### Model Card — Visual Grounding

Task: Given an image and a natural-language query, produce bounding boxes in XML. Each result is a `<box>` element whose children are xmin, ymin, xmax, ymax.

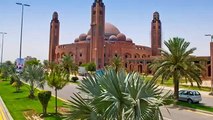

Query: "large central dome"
<box><xmin>87</xmin><ymin>22</ymin><xmax>120</xmax><ymax>37</ymax></box>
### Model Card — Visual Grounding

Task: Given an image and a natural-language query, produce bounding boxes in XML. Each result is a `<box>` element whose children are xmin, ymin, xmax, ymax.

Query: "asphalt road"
<box><xmin>43</xmin><ymin>83</ymin><xmax>79</xmax><ymax>101</ymax></box>
<box><xmin>43</xmin><ymin>82</ymin><xmax>213</xmax><ymax>120</ymax></box>
<box><xmin>161</xmin><ymin>106</ymin><xmax>213</xmax><ymax>120</ymax></box>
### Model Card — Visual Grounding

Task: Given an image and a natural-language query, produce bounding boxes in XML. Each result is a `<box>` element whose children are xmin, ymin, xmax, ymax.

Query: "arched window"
<box><xmin>61</xmin><ymin>53</ymin><xmax>65</xmax><ymax>58</ymax></box>
<box><xmin>142</xmin><ymin>54</ymin><xmax>146</xmax><ymax>58</ymax></box>
<box><xmin>124</xmin><ymin>53</ymin><xmax>132</xmax><ymax>59</ymax></box>
<box><xmin>134</xmin><ymin>53</ymin><xmax>140</xmax><ymax>58</ymax></box>
<box><xmin>69</xmin><ymin>52</ymin><xmax>73</xmax><ymax>57</ymax></box>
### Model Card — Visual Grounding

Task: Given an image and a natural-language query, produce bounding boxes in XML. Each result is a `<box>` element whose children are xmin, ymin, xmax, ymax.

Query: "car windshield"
<box><xmin>194</xmin><ymin>91</ymin><xmax>200</xmax><ymax>96</ymax></box>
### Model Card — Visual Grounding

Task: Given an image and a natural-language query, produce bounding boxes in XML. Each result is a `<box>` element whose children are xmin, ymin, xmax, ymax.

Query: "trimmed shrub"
<box><xmin>10</xmin><ymin>75</ymin><xmax>18</xmax><ymax>85</ymax></box>
<box><xmin>12</xmin><ymin>81</ymin><xmax>23</xmax><ymax>92</ymax></box>
<box><xmin>38</xmin><ymin>91</ymin><xmax>51</xmax><ymax>116</ymax></box>
<box><xmin>71</xmin><ymin>76</ymin><xmax>79</xmax><ymax>82</ymax></box>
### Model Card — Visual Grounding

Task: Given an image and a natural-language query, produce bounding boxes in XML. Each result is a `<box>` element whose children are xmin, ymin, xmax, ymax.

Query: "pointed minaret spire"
<box><xmin>49</xmin><ymin>12</ymin><xmax>60</xmax><ymax>62</ymax></box>
<box><xmin>90</xmin><ymin>0</ymin><xmax>105</xmax><ymax>69</ymax></box>
<box><xmin>151</xmin><ymin>11</ymin><xmax>161</xmax><ymax>56</ymax></box>
<box><xmin>95</xmin><ymin>0</ymin><xmax>103</xmax><ymax>3</ymax></box>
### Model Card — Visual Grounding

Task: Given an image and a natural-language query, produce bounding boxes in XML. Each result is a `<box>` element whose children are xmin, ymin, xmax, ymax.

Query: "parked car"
<box><xmin>179</xmin><ymin>90</ymin><xmax>202</xmax><ymax>103</ymax></box>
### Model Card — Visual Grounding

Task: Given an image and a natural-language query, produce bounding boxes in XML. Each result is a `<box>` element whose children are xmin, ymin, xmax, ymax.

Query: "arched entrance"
<box><xmin>138</xmin><ymin>65</ymin><xmax>143</xmax><ymax>73</ymax></box>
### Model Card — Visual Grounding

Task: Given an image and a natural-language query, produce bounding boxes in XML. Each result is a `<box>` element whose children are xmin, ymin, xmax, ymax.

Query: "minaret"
<box><xmin>49</xmin><ymin>12</ymin><xmax>60</xmax><ymax>62</ymax></box>
<box><xmin>151</xmin><ymin>11</ymin><xmax>161</xmax><ymax>56</ymax></box>
<box><xmin>90</xmin><ymin>0</ymin><xmax>105</xmax><ymax>69</ymax></box>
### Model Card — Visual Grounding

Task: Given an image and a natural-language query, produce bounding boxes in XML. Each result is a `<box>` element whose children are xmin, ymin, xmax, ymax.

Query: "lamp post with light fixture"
<box><xmin>0</xmin><ymin>32</ymin><xmax>7</xmax><ymax>67</ymax></box>
<box><xmin>16</xmin><ymin>2</ymin><xmax>30</xmax><ymax>60</ymax></box>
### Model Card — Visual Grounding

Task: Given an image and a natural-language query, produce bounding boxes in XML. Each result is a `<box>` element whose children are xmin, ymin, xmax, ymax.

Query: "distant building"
<box><xmin>48</xmin><ymin>0</ymin><xmax>211</xmax><ymax>77</ymax></box>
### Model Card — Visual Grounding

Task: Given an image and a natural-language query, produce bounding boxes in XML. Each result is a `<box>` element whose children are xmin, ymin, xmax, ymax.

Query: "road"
<box><xmin>43</xmin><ymin>82</ymin><xmax>213</xmax><ymax>120</ymax></box>
<box><xmin>161</xmin><ymin>106</ymin><xmax>213</xmax><ymax>120</ymax></box>
<box><xmin>43</xmin><ymin>83</ymin><xmax>79</xmax><ymax>101</ymax></box>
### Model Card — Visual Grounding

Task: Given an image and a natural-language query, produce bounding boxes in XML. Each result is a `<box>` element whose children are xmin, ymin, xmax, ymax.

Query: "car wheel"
<box><xmin>187</xmin><ymin>99</ymin><xmax>193</xmax><ymax>104</ymax></box>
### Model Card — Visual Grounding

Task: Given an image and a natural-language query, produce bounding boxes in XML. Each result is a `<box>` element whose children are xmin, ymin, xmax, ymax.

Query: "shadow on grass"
<box><xmin>40</xmin><ymin>113</ymin><xmax>64</xmax><ymax>119</ymax></box>
<box><xmin>13</xmin><ymin>91</ymin><xmax>23</xmax><ymax>93</ymax></box>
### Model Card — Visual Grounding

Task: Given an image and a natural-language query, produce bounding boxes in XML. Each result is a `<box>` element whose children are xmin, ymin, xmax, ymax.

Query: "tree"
<box><xmin>43</xmin><ymin>60</ymin><xmax>49</xmax><ymax>71</ymax></box>
<box><xmin>0</xmin><ymin>61</ymin><xmax>15</xmax><ymax>80</ymax></box>
<box><xmin>22</xmin><ymin>64</ymin><xmax>45</xmax><ymax>98</ymax></box>
<box><xmin>38</xmin><ymin>91</ymin><xmax>51</xmax><ymax>116</ymax></box>
<box><xmin>150</xmin><ymin>37</ymin><xmax>204</xmax><ymax>100</ymax></box>
<box><xmin>11</xmin><ymin>74</ymin><xmax>22</xmax><ymax>92</ymax></box>
<box><xmin>85</xmin><ymin>62</ymin><xmax>96</xmax><ymax>73</ymax></box>
<box><xmin>71</xmin><ymin>63</ymin><xmax>78</xmax><ymax>77</ymax></box>
<box><xmin>25</xmin><ymin>58</ymin><xmax>40</xmax><ymax>66</ymax></box>
<box><xmin>111</xmin><ymin>56</ymin><xmax>122</xmax><ymax>72</ymax></box>
<box><xmin>61</xmin><ymin>54</ymin><xmax>73</xmax><ymax>74</ymax></box>
<box><xmin>45</xmin><ymin>63</ymin><xmax>69</xmax><ymax>114</ymax></box>
<box><xmin>64</xmin><ymin>68</ymin><xmax>171</xmax><ymax>120</ymax></box>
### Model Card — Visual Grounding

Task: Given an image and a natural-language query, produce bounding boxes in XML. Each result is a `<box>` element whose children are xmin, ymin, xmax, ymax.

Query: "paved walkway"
<box><xmin>0</xmin><ymin>97</ymin><xmax>13</xmax><ymax>120</ymax></box>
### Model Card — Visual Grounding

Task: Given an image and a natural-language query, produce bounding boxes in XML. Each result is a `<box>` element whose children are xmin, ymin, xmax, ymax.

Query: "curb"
<box><xmin>0</xmin><ymin>97</ymin><xmax>14</xmax><ymax>120</ymax></box>
<box><xmin>21</xmin><ymin>81</ymin><xmax>69</xmax><ymax>103</ymax></box>
<box><xmin>172</xmin><ymin>104</ymin><xmax>213</xmax><ymax>115</ymax></box>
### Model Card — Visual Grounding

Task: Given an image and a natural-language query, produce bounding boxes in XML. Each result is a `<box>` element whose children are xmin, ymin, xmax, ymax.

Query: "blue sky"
<box><xmin>0</xmin><ymin>0</ymin><xmax>213</xmax><ymax>62</ymax></box>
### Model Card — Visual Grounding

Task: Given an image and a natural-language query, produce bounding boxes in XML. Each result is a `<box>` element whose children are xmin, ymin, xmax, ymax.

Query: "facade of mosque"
<box><xmin>49</xmin><ymin>0</ymin><xmax>211</xmax><ymax>76</ymax></box>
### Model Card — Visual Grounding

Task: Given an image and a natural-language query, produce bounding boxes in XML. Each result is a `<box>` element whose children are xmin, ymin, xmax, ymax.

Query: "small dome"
<box><xmin>74</xmin><ymin>38</ymin><xmax>80</xmax><ymax>42</ymax></box>
<box><xmin>117</xmin><ymin>33</ymin><xmax>126</xmax><ymax>41</ymax></box>
<box><xmin>126</xmin><ymin>38</ymin><xmax>133</xmax><ymax>43</ymax></box>
<box><xmin>86</xmin><ymin>35</ymin><xmax>91</xmax><ymax>41</ymax></box>
<box><xmin>79</xmin><ymin>33</ymin><xmax>87</xmax><ymax>41</ymax></box>
<box><xmin>109</xmin><ymin>35</ymin><xmax>117</xmax><ymax>41</ymax></box>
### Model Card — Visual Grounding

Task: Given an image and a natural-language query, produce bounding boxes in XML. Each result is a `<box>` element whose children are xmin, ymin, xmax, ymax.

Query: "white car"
<box><xmin>179</xmin><ymin>90</ymin><xmax>202</xmax><ymax>103</ymax></box>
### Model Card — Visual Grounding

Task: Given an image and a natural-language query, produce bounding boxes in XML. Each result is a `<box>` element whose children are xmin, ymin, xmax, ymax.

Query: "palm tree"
<box><xmin>64</xmin><ymin>68</ymin><xmax>170</xmax><ymax>120</ymax></box>
<box><xmin>45</xmin><ymin>63</ymin><xmax>69</xmax><ymax>114</ymax></box>
<box><xmin>111</xmin><ymin>56</ymin><xmax>122</xmax><ymax>72</ymax></box>
<box><xmin>43</xmin><ymin>60</ymin><xmax>49</xmax><ymax>71</ymax></box>
<box><xmin>150</xmin><ymin>37</ymin><xmax>204</xmax><ymax>100</ymax></box>
<box><xmin>61</xmin><ymin>54</ymin><xmax>73</xmax><ymax>74</ymax></box>
<box><xmin>22</xmin><ymin>64</ymin><xmax>45</xmax><ymax>98</ymax></box>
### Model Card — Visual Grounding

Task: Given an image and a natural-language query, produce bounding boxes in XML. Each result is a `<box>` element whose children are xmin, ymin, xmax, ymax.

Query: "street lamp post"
<box><xmin>0</xmin><ymin>32</ymin><xmax>7</xmax><ymax>66</ymax></box>
<box><xmin>205</xmin><ymin>34</ymin><xmax>213</xmax><ymax>95</ymax></box>
<box><xmin>16</xmin><ymin>3</ymin><xmax>30</xmax><ymax>60</ymax></box>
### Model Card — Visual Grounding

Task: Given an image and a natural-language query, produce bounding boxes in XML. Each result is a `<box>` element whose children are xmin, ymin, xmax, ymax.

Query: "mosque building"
<box><xmin>49</xmin><ymin>0</ymin><xmax>210</xmax><ymax>76</ymax></box>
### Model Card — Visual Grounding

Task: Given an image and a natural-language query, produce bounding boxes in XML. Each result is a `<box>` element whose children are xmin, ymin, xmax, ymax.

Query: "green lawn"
<box><xmin>176</xmin><ymin>101</ymin><xmax>213</xmax><ymax>113</ymax></box>
<box><xmin>144</xmin><ymin>76</ymin><xmax>211</xmax><ymax>92</ymax></box>
<box><xmin>0</xmin><ymin>80</ymin><xmax>65</xmax><ymax>120</ymax></box>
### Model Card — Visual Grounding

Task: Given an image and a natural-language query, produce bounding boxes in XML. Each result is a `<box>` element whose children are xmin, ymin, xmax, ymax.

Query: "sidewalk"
<box><xmin>0</xmin><ymin>97</ymin><xmax>13</xmax><ymax>120</ymax></box>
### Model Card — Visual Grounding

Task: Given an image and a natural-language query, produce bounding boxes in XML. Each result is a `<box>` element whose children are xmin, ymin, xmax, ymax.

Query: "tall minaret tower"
<box><xmin>90</xmin><ymin>0</ymin><xmax>105</xmax><ymax>69</ymax></box>
<box><xmin>49</xmin><ymin>12</ymin><xmax>60</xmax><ymax>62</ymax></box>
<box><xmin>151</xmin><ymin>11</ymin><xmax>161</xmax><ymax>56</ymax></box>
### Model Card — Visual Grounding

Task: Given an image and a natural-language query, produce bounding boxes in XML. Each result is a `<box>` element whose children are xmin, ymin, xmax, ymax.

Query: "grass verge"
<box><xmin>144</xmin><ymin>76</ymin><xmax>212</xmax><ymax>92</ymax></box>
<box><xmin>0</xmin><ymin>80</ymin><xmax>65</xmax><ymax>120</ymax></box>
<box><xmin>176</xmin><ymin>101</ymin><xmax>213</xmax><ymax>113</ymax></box>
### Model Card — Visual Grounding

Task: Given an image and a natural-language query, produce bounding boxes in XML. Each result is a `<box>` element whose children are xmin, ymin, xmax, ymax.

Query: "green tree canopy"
<box><xmin>22</xmin><ymin>64</ymin><xmax>45</xmax><ymax>98</ymax></box>
<box><xmin>85</xmin><ymin>62</ymin><xmax>96</xmax><ymax>72</ymax></box>
<box><xmin>45</xmin><ymin>63</ymin><xmax>69</xmax><ymax>114</ymax></box>
<box><xmin>150</xmin><ymin>37</ymin><xmax>204</xmax><ymax>100</ymax></box>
